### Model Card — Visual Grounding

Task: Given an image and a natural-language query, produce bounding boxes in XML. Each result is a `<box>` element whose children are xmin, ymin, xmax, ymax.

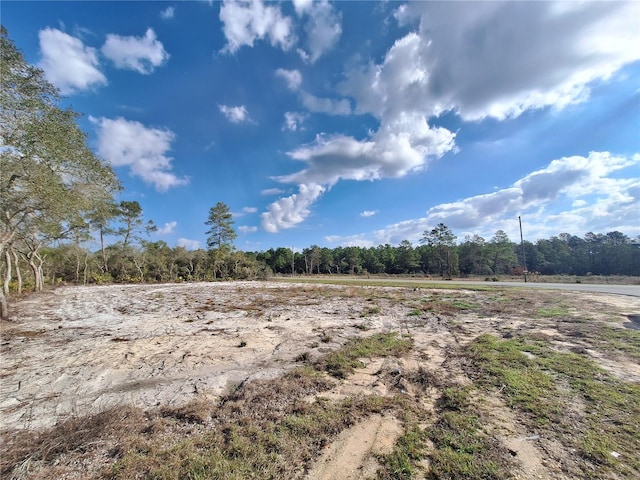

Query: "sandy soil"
<box><xmin>1</xmin><ymin>281</ymin><xmax>638</xmax><ymax>478</ymax></box>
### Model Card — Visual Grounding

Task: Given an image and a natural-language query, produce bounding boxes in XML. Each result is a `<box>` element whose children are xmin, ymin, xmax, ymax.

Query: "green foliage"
<box><xmin>0</xmin><ymin>27</ymin><xmax>120</xmax><ymax>306</ymax></box>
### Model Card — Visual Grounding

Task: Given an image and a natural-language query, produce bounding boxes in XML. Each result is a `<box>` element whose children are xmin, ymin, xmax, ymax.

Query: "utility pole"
<box><xmin>291</xmin><ymin>246</ymin><xmax>295</xmax><ymax>277</ymax></box>
<box><xmin>518</xmin><ymin>216</ymin><xmax>527</xmax><ymax>283</ymax></box>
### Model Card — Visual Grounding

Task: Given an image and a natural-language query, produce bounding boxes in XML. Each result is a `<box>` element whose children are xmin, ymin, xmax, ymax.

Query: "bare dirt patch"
<box><xmin>1</xmin><ymin>281</ymin><xmax>638</xmax><ymax>479</ymax></box>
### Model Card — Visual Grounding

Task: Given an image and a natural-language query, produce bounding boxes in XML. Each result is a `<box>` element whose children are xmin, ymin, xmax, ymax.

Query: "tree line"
<box><xmin>1</xmin><ymin>27</ymin><xmax>638</xmax><ymax>318</ymax></box>
<box><xmin>12</xmin><ymin>219</ymin><xmax>640</xmax><ymax>294</ymax></box>
<box><xmin>254</xmin><ymin>227</ymin><xmax>640</xmax><ymax>278</ymax></box>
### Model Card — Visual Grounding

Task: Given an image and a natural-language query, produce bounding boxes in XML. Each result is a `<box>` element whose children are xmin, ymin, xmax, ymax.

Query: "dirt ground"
<box><xmin>1</xmin><ymin>281</ymin><xmax>638</xmax><ymax>479</ymax></box>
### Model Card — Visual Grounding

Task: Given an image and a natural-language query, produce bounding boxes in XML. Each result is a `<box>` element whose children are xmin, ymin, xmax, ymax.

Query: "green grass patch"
<box><xmin>466</xmin><ymin>334</ymin><xmax>640</xmax><ymax>478</ymax></box>
<box><xmin>535</xmin><ymin>305</ymin><xmax>571</xmax><ymax>318</ymax></box>
<box><xmin>426</xmin><ymin>386</ymin><xmax>512</xmax><ymax>480</ymax></box>
<box><xmin>322</xmin><ymin>333</ymin><xmax>413</xmax><ymax>378</ymax></box>
<box><xmin>378</xmin><ymin>426</ymin><xmax>429</xmax><ymax>479</ymax></box>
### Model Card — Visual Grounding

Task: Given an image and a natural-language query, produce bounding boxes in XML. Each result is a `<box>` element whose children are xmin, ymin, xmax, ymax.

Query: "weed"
<box><xmin>294</xmin><ymin>351</ymin><xmax>311</xmax><ymax>363</ymax></box>
<box><xmin>361</xmin><ymin>305</ymin><xmax>381</xmax><ymax>317</ymax></box>
<box><xmin>320</xmin><ymin>331</ymin><xmax>332</xmax><ymax>343</ymax></box>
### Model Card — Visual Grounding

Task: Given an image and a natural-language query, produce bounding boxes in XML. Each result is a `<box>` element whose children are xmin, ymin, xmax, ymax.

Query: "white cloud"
<box><xmin>292</xmin><ymin>0</ymin><xmax>313</xmax><ymax>16</ymax></box>
<box><xmin>160</xmin><ymin>6</ymin><xmax>175</xmax><ymax>19</ymax></box>
<box><xmin>38</xmin><ymin>28</ymin><xmax>106</xmax><ymax>94</ymax></box>
<box><xmin>177</xmin><ymin>238</ymin><xmax>200</xmax><ymax>250</ymax></box>
<box><xmin>283</xmin><ymin>111</ymin><xmax>307</xmax><ymax>131</ymax></box>
<box><xmin>280</xmin><ymin>112</ymin><xmax>456</xmax><ymax>186</ymax></box>
<box><xmin>219</xmin><ymin>104</ymin><xmax>252</xmax><ymax>124</ymax></box>
<box><xmin>243</xmin><ymin>207</ymin><xmax>257</xmax><ymax>214</ymax></box>
<box><xmin>158</xmin><ymin>221</ymin><xmax>177</xmax><ymax>235</ymax></box>
<box><xmin>219</xmin><ymin>0</ymin><xmax>295</xmax><ymax>53</ymax></box>
<box><xmin>102</xmin><ymin>28</ymin><xmax>169</xmax><ymax>74</ymax></box>
<box><xmin>300</xmin><ymin>91</ymin><xmax>351</xmax><ymax>115</ymax></box>
<box><xmin>332</xmin><ymin>151</ymin><xmax>640</xmax><ymax>246</ymax></box>
<box><xmin>90</xmin><ymin>116</ymin><xmax>189</xmax><ymax>192</ymax></box>
<box><xmin>261</xmin><ymin>188</ymin><xmax>285</xmax><ymax>196</ymax></box>
<box><xmin>275</xmin><ymin>68</ymin><xmax>302</xmax><ymax>90</ymax></box>
<box><xmin>341</xmin><ymin>1</ymin><xmax>640</xmax><ymax>122</ymax></box>
<box><xmin>360</xmin><ymin>210</ymin><xmax>377</xmax><ymax>218</ymax></box>
<box><xmin>261</xmin><ymin>183</ymin><xmax>325</xmax><ymax>232</ymax></box>
<box><xmin>238</xmin><ymin>225</ymin><xmax>258</xmax><ymax>234</ymax></box>
<box><xmin>267</xmin><ymin>109</ymin><xmax>455</xmax><ymax>231</ymax></box>
<box><xmin>299</xmin><ymin>0</ymin><xmax>342</xmax><ymax>63</ymax></box>
<box><xmin>325</xmin><ymin>234</ymin><xmax>374</xmax><ymax>248</ymax></box>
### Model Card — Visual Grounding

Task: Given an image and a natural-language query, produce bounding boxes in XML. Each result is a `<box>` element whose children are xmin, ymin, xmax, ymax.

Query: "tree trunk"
<box><xmin>0</xmin><ymin>289</ymin><xmax>8</xmax><ymax>320</ymax></box>
<box><xmin>100</xmin><ymin>227</ymin><xmax>108</xmax><ymax>272</ymax></box>
<box><xmin>83</xmin><ymin>250</ymin><xmax>90</xmax><ymax>285</ymax></box>
<box><xmin>12</xmin><ymin>248</ymin><xmax>22</xmax><ymax>294</ymax></box>
<box><xmin>3</xmin><ymin>248</ymin><xmax>11</xmax><ymax>295</ymax></box>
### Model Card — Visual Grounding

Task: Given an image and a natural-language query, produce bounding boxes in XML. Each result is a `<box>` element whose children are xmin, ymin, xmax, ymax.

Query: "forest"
<box><xmin>1</xmin><ymin>27</ymin><xmax>639</xmax><ymax>318</ymax></box>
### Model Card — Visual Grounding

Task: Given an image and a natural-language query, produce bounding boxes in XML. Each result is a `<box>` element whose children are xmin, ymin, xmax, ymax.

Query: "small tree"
<box><xmin>204</xmin><ymin>202</ymin><xmax>236</xmax><ymax>279</ymax></box>
<box><xmin>205</xmin><ymin>202</ymin><xmax>236</xmax><ymax>250</ymax></box>
<box><xmin>116</xmin><ymin>201</ymin><xmax>156</xmax><ymax>248</ymax></box>
<box><xmin>421</xmin><ymin>223</ymin><xmax>458</xmax><ymax>278</ymax></box>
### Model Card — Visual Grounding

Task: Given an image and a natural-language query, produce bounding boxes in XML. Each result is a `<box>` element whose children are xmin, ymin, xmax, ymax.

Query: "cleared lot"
<box><xmin>1</xmin><ymin>281</ymin><xmax>639</xmax><ymax>479</ymax></box>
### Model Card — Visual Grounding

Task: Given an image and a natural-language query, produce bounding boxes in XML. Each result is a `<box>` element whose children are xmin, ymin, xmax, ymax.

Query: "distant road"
<box><xmin>448</xmin><ymin>281</ymin><xmax>640</xmax><ymax>297</ymax></box>
<box><xmin>280</xmin><ymin>277</ymin><xmax>640</xmax><ymax>297</ymax></box>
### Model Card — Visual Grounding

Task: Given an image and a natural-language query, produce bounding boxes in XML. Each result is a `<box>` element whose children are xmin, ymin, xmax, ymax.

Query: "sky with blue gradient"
<box><xmin>3</xmin><ymin>1</ymin><xmax>639</xmax><ymax>251</ymax></box>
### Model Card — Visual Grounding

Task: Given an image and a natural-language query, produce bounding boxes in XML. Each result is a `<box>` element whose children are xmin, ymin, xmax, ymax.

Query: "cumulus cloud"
<box><xmin>219</xmin><ymin>0</ymin><xmax>295</xmax><ymax>53</ymax></box>
<box><xmin>330</xmin><ymin>151</ymin><xmax>640</xmax><ymax>246</ymax></box>
<box><xmin>261</xmin><ymin>183</ymin><xmax>325</xmax><ymax>232</ymax></box>
<box><xmin>238</xmin><ymin>225</ymin><xmax>258</xmax><ymax>234</ymax></box>
<box><xmin>360</xmin><ymin>210</ymin><xmax>377</xmax><ymax>218</ymax></box>
<box><xmin>292</xmin><ymin>0</ymin><xmax>313</xmax><ymax>16</ymax></box>
<box><xmin>102</xmin><ymin>28</ymin><xmax>169</xmax><ymax>74</ymax></box>
<box><xmin>219</xmin><ymin>104</ymin><xmax>252</xmax><ymax>124</ymax></box>
<box><xmin>275</xmin><ymin>68</ymin><xmax>302</xmax><ymax>90</ymax></box>
<box><xmin>157</xmin><ymin>221</ymin><xmax>177</xmax><ymax>235</ymax></box>
<box><xmin>342</xmin><ymin>1</ymin><xmax>640</xmax><ymax>121</ymax></box>
<box><xmin>90</xmin><ymin>116</ymin><xmax>189</xmax><ymax>192</ymax></box>
<box><xmin>300</xmin><ymin>91</ymin><xmax>351</xmax><ymax>115</ymax></box>
<box><xmin>279</xmin><ymin>112</ymin><xmax>456</xmax><ymax>186</ymax></box>
<box><xmin>177</xmin><ymin>238</ymin><xmax>200</xmax><ymax>250</ymax></box>
<box><xmin>265</xmin><ymin>110</ymin><xmax>455</xmax><ymax>231</ymax></box>
<box><xmin>283</xmin><ymin>111</ymin><xmax>307</xmax><ymax>131</ymax></box>
<box><xmin>160</xmin><ymin>6</ymin><xmax>175</xmax><ymax>19</ymax></box>
<box><xmin>38</xmin><ymin>28</ymin><xmax>106</xmax><ymax>94</ymax></box>
<box><xmin>299</xmin><ymin>0</ymin><xmax>342</xmax><ymax>63</ymax></box>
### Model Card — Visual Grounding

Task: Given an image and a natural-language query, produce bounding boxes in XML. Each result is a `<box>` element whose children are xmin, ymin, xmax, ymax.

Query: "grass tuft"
<box><xmin>321</xmin><ymin>333</ymin><xmax>413</xmax><ymax>378</ymax></box>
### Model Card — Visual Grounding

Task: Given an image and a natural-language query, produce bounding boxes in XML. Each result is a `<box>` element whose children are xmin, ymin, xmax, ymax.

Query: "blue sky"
<box><xmin>4</xmin><ymin>1</ymin><xmax>640</xmax><ymax>251</ymax></box>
